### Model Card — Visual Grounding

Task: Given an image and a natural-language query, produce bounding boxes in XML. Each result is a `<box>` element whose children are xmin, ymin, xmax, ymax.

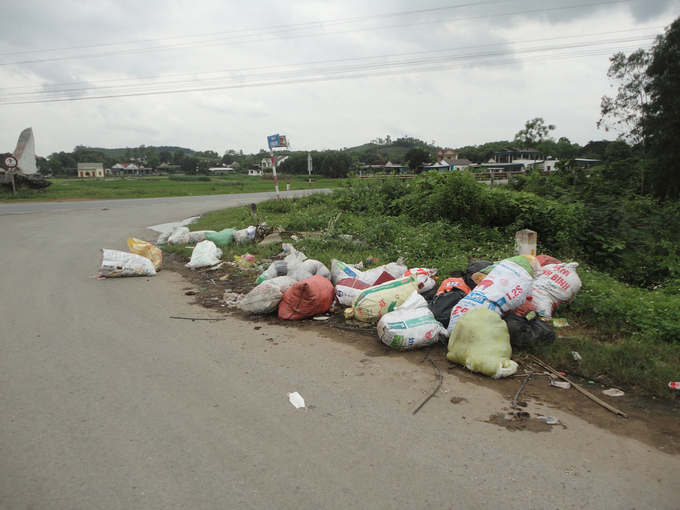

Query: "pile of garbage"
<box><xmin>235</xmin><ymin>240</ymin><xmax>582</xmax><ymax>380</ymax></box>
<box><xmin>101</xmin><ymin>223</ymin><xmax>583</xmax><ymax>381</ymax></box>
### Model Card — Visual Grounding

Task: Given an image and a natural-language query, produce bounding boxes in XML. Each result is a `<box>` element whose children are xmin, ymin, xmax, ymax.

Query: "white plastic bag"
<box><xmin>233</xmin><ymin>225</ymin><xmax>256</xmax><ymax>244</ymax></box>
<box><xmin>99</xmin><ymin>249</ymin><xmax>157</xmax><ymax>277</ymax></box>
<box><xmin>330</xmin><ymin>259</ymin><xmax>407</xmax><ymax>286</ymax></box>
<box><xmin>288</xmin><ymin>259</ymin><xmax>331</xmax><ymax>282</ymax></box>
<box><xmin>378</xmin><ymin>292</ymin><xmax>448</xmax><ymax>350</ymax></box>
<box><xmin>531</xmin><ymin>263</ymin><xmax>582</xmax><ymax>319</ymax></box>
<box><xmin>181</xmin><ymin>230</ymin><xmax>216</xmax><ymax>244</ymax></box>
<box><xmin>185</xmin><ymin>240</ymin><xmax>223</xmax><ymax>269</ymax></box>
<box><xmin>168</xmin><ymin>226</ymin><xmax>190</xmax><ymax>245</ymax></box>
<box><xmin>238</xmin><ymin>276</ymin><xmax>297</xmax><ymax>314</ymax></box>
<box><xmin>448</xmin><ymin>258</ymin><xmax>533</xmax><ymax>334</ymax></box>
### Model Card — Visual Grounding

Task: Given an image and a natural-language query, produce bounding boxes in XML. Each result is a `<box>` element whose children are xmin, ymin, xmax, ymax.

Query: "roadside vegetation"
<box><xmin>169</xmin><ymin>171</ymin><xmax>680</xmax><ymax>401</ymax></box>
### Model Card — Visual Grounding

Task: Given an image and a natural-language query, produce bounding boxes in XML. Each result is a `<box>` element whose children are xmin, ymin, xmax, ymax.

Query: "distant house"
<box><xmin>425</xmin><ymin>159</ymin><xmax>472</xmax><ymax>172</ymax></box>
<box><xmin>261</xmin><ymin>155</ymin><xmax>289</xmax><ymax>169</ymax></box>
<box><xmin>110</xmin><ymin>163</ymin><xmax>152</xmax><ymax>176</ymax></box>
<box><xmin>248</xmin><ymin>169</ymin><xmax>263</xmax><ymax>176</ymax></box>
<box><xmin>436</xmin><ymin>149</ymin><xmax>458</xmax><ymax>163</ymax></box>
<box><xmin>478</xmin><ymin>147</ymin><xmax>547</xmax><ymax>172</ymax></box>
<box><xmin>77</xmin><ymin>162</ymin><xmax>104</xmax><ymax>178</ymax></box>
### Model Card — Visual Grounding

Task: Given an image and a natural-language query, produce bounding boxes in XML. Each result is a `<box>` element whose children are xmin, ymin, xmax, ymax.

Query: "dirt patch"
<box><xmin>162</xmin><ymin>251</ymin><xmax>680</xmax><ymax>454</ymax></box>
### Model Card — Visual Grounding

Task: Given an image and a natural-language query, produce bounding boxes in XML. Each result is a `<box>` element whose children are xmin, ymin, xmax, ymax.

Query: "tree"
<box><xmin>645</xmin><ymin>17</ymin><xmax>680</xmax><ymax>200</ymax></box>
<box><xmin>171</xmin><ymin>149</ymin><xmax>185</xmax><ymax>165</ymax></box>
<box><xmin>404</xmin><ymin>147</ymin><xmax>431</xmax><ymax>172</ymax></box>
<box><xmin>159</xmin><ymin>151</ymin><xmax>171</xmax><ymax>163</ymax></box>
<box><xmin>597</xmin><ymin>49</ymin><xmax>651</xmax><ymax>145</ymax></box>
<box><xmin>513</xmin><ymin>118</ymin><xmax>555</xmax><ymax>148</ymax></box>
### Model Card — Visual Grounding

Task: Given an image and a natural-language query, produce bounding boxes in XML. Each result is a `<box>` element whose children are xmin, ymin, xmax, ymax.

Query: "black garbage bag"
<box><xmin>428</xmin><ymin>288</ymin><xmax>468</xmax><ymax>329</ymax></box>
<box><xmin>419</xmin><ymin>286</ymin><xmax>438</xmax><ymax>303</ymax></box>
<box><xmin>503</xmin><ymin>311</ymin><xmax>555</xmax><ymax>349</ymax></box>
<box><xmin>464</xmin><ymin>260</ymin><xmax>493</xmax><ymax>290</ymax></box>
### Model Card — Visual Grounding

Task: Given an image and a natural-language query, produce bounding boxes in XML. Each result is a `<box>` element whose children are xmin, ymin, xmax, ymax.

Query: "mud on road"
<box><xmin>163</xmin><ymin>252</ymin><xmax>679</xmax><ymax>455</ymax></box>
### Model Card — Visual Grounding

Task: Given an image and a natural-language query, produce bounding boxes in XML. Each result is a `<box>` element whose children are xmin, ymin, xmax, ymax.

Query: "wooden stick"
<box><xmin>413</xmin><ymin>358</ymin><xmax>443</xmax><ymax>415</ymax></box>
<box><xmin>529</xmin><ymin>355</ymin><xmax>627</xmax><ymax>418</ymax></box>
<box><xmin>513</xmin><ymin>370</ymin><xmax>535</xmax><ymax>409</ymax></box>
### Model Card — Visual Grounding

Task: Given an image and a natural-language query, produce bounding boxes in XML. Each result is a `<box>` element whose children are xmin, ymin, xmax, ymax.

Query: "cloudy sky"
<box><xmin>1</xmin><ymin>0</ymin><xmax>678</xmax><ymax>157</ymax></box>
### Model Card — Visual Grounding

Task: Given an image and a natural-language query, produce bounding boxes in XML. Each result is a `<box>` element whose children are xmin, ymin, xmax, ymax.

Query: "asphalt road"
<box><xmin>0</xmin><ymin>192</ymin><xmax>678</xmax><ymax>510</ymax></box>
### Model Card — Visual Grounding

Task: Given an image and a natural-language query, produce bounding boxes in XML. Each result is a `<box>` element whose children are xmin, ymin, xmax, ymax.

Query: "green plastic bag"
<box><xmin>205</xmin><ymin>228</ymin><xmax>235</xmax><ymax>246</ymax></box>
<box><xmin>447</xmin><ymin>308</ymin><xmax>518</xmax><ymax>379</ymax></box>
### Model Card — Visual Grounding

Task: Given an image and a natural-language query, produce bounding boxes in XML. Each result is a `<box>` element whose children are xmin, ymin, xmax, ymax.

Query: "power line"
<box><xmin>0</xmin><ymin>0</ymin><xmax>638</xmax><ymax>66</ymax></box>
<box><xmin>0</xmin><ymin>34</ymin><xmax>654</xmax><ymax>105</ymax></box>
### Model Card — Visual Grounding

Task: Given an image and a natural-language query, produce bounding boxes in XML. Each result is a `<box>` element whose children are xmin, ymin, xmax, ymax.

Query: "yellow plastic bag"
<box><xmin>447</xmin><ymin>308</ymin><xmax>518</xmax><ymax>379</ymax></box>
<box><xmin>127</xmin><ymin>238</ymin><xmax>162</xmax><ymax>271</ymax></box>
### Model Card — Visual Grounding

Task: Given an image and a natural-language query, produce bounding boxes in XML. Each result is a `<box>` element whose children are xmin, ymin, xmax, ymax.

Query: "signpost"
<box><xmin>267</xmin><ymin>134</ymin><xmax>289</xmax><ymax>201</ymax></box>
<box><xmin>307</xmin><ymin>153</ymin><xmax>313</xmax><ymax>188</ymax></box>
<box><xmin>4</xmin><ymin>156</ymin><xmax>17</xmax><ymax>194</ymax></box>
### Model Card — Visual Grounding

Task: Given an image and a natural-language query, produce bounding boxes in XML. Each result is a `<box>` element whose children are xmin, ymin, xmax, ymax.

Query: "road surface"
<box><xmin>0</xmin><ymin>192</ymin><xmax>677</xmax><ymax>509</ymax></box>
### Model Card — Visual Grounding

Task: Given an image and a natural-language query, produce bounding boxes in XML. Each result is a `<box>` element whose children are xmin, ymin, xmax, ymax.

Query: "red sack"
<box><xmin>279</xmin><ymin>275</ymin><xmax>334</xmax><ymax>320</ymax></box>
<box><xmin>536</xmin><ymin>254</ymin><xmax>562</xmax><ymax>267</ymax></box>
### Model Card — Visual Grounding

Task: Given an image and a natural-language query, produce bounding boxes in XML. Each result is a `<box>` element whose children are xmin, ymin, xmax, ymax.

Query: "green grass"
<box><xmin>0</xmin><ymin>174</ymin><xmax>344</xmax><ymax>202</ymax></box>
<box><xmin>171</xmin><ymin>191</ymin><xmax>680</xmax><ymax>401</ymax></box>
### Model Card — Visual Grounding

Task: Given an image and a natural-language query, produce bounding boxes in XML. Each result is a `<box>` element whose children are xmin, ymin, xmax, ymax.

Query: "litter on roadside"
<box><xmin>287</xmin><ymin>391</ymin><xmax>307</xmax><ymax>411</ymax></box>
<box><xmin>550</xmin><ymin>381</ymin><xmax>571</xmax><ymax>389</ymax></box>
<box><xmin>602</xmin><ymin>388</ymin><xmax>625</xmax><ymax>397</ymax></box>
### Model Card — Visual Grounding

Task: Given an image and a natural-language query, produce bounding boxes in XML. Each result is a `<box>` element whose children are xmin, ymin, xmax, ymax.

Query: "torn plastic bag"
<box><xmin>503</xmin><ymin>311</ymin><xmax>555</xmax><ymax>349</ymax></box>
<box><xmin>447</xmin><ymin>307</ymin><xmax>518</xmax><ymax>379</ymax></box>
<box><xmin>168</xmin><ymin>226</ymin><xmax>190</xmax><ymax>245</ymax></box>
<box><xmin>185</xmin><ymin>240</ymin><xmax>223</xmax><ymax>269</ymax></box>
<box><xmin>531</xmin><ymin>262</ymin><xmax>582</xmax><ymax>319</ymax></box>
<box><xmin>335</xmin><ymin>278</ymin><xmax>371</xmax><ymax>307</ymax></box>
<box><xmin>204</xmin><ymin>228</ymin><xmax>235</xmax><ymax>246</ymax></box>
<box><xmin>233</xmin><ymin>225</ymin><xmax>256</xmax><ymax>244</ymax></box>
<box><xmin>99</xmin><ymin>249</ymin><xmax>157</xmax><ymax>277</ymax></box>
<box><xmin>345</xmin><ymin>274</ymin><xmax>418</xmax><ymax>322</ymax></box>
<box><xmin>378</xmin><ymin>292</ymin><xmax>449</xmax><ymax>350</ymax></box>
<box><xmin>127</xmin><ymin>238</ymin><xmax>162</xmax><ymax>271</ymax></box>
<box><xmin>278</xmin><ymin>275</ymin><xmax>334</xmax><ymax>320</ymax></box>
<box><xmin>238</xmin><ymin>276</ymin><xmax>297</xmax><ymax>314</ymax></box>
<box><xmin>288</xmin><ymin>259</ymin><xmax>331</xmax><ymax>282</ymax></box>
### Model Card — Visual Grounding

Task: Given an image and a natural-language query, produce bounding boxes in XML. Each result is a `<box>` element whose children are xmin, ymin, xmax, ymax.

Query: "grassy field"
<box><xmin>0</xmin><ymin>174</ymin><xmax>342</xmax><ymax>202</ymax></box>
<box><xmin>163</xmin><ymin>190</ymin><xmax>680</xmax><ymax>401</ymax></box>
